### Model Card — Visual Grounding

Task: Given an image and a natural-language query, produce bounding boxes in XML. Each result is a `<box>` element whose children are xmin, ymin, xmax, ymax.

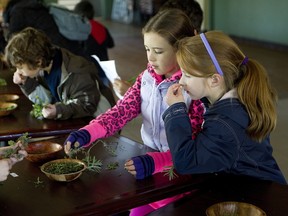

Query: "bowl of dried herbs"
<box><xmin>0</xmin><ymin>102</ymin><xmax>17</xmax><ymax>117</ymax></box>
<box><xmin>41</xmin><ymin>158</ymin><xmax>87</xmax><ymax>182</ymax></box>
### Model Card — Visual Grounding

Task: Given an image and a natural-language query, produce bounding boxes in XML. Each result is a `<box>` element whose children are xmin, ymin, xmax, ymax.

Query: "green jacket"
<box><xmin>20</xmin><ymin>48</ymin><xmax>115</xmax><ymax>120</ymax></box>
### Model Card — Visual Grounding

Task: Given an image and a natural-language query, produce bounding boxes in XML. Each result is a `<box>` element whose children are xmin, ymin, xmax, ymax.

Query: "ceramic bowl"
<box><xmin>25</xmin><ymin>141</ymin><xmax>63</xmax><ymax>163</ymax></box>
<box><xmin>0</xmin><ymin>94</ymin><xmax>20</xmax><ymax>102</ymax></box>
<box><xmin>206</xmin><ymin>201</ymin><xmax>266</xmax><ymax>216</ymax></box>
<box><xmin>0</xmin><ymin>102</ymin><xmax>18</xmax><ymax>117</ymax></box>
<box><xmin>41</xmin><ymin>158</ymin><xmax>87</xmax><ymax>182</ymax></box>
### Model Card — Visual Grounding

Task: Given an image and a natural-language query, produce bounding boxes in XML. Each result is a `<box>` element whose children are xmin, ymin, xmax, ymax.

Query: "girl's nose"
<box><xmin>147</xmin><ymin>52</ymin><xmax>155</xmax><ymax>62</ymax></box>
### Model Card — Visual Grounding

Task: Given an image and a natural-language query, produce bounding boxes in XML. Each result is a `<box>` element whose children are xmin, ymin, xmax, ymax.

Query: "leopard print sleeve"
<box><xmin>89</xmin><ymin>72</ymin><xmax>144</xmax><ymax>137</ymax></box>
<box><xmin>188</xmin><ymin>99</ymin><xmax>204</xmax><ymax>140</ymax></box>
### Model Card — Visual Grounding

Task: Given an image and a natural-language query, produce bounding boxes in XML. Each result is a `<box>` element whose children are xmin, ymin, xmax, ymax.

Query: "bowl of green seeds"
<box><xmin>0</xmin><ymin>102</ymin><xmax>18</xmax><ymax>117</ymax></box>
<box><xmin>41</xmin><ymin>158</ymin><xmax>87</xmax><ymax>182</ymax></box>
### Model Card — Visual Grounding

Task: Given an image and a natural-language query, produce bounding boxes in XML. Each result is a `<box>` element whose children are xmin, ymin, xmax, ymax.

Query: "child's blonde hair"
<box><xmin>176</xmin><ymin>31</ymin><xmax>277</xmax><ymax>142</ymax></box>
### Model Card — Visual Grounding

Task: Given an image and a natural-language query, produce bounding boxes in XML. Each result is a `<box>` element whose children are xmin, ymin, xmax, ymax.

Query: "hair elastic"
<box><xmin>241</xmin><ymin>56</ymin><xmax>249</xmax><ymax>66</ymax></box>
<box><xmin>200</xmin><ymin>33</ymin><xmax>223</xmax><ymax>76</ymax></box>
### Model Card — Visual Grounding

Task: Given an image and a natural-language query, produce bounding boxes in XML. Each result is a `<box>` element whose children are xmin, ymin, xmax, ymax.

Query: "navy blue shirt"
<box><xmin>44</xmin><ymin>49</ymin><xmax>62</xmax><ymax>103</ymax></box>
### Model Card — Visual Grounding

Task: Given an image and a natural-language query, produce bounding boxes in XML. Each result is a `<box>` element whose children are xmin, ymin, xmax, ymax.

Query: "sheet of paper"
<box><xmin>91</xmin><ymin>55</ymin><xmax>123</xmax><ymax>99</ymax></box>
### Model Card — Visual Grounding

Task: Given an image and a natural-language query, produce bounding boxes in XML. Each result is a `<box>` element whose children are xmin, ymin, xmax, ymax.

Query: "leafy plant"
<box><xmin>1</xmin><ymin>133</ymin><xmax>30</xmax><ymax>159</ymax></box>
<box><xmin>67</xmin><ymin>140</ymin><xmax>126</xmax><ymax>174</ymax></box>
<box><xmin>30</xmin><ymin>96</ymin><xmax>46</xmax><ymax>119</ymax></box>
<box><xmin>33</xmin><ymin>177</ymin><xmax>44</xmax><ymax>188</ymax></box>
<box><xmin>106</xmin><ymin>162</ymin><xmax>119</xmax><ymax>170</ymax></box>
<box><xmin>67</xmin><ymin>140</ymin><xmax>103</xmax><ymax>173</ymax></box>
<box><xmin>163</xmin><ymin>166</ymin><xmax>178</xmax><ymax>181</ymax></box>
<box><xmin>82</xmin><ymin>155</ymin><xmax>102</xmax><ymax>172</ymax></box>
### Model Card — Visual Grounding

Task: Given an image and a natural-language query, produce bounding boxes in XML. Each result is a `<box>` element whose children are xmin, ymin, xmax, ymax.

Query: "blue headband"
<box><xmin>200</xmin><ymin>33</ymin><xmax>224</xmax><ymax>76</ymax></box>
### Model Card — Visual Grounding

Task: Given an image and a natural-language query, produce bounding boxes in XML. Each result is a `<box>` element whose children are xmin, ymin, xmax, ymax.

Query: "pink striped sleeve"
<box><xmin>81</xmin><ymin>122</ymin><xmax>106</xmax><ymax>146</ymax></box>
<box><xmin>147</xmin><ymin>151</ymin><xmax>173</xmax><ymax>174</ymax></box>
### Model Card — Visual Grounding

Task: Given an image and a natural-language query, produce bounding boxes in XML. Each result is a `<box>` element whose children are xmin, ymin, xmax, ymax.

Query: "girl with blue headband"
<box><xmin>163</xmin><ymin>31</ymin><xmax>286</xmax><ymax>185</ymax></box>
<box><xmin>123</xmin><ymin>30</ymin><xmax>286</xmax><ymax>214</ymax></box>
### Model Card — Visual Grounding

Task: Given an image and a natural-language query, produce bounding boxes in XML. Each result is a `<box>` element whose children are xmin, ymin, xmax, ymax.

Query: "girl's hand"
<box><xmin>0</xmin><ymin>159</ymin><xmax>12</xmax><ymax>181</ymax></box>
<box><xmin>124</xmin><ymin>155</ymin><xmax>155</xmax><ymax>179</ymax></box>
<box><xmin>42</xmin><ymin>104</ymin><xmax>57</xmax><ymax>119</ymax></box>
<box><xmin>0</xmin><ymin>156</ymin><xmax>26</xmax><ymax>182</ymax></box>
<box><xmin>113</xmin><ymin>78</ymin><xmax>132</xmax><ymax>96</ymax></box>
<box><xmin>124</xmin><ymin>159</ymin><xmax>136</xmax><ymax>176</ymax></box>
<box><xmin>166</xmin><ymin>83</ymin><xmax>185</xmax><ymax>106</ymax></box>
<box><xmin>13</xmin><ymin>71</ymin><xmax>27</xmax><ymax>85</ymax></box>
<box><xmin>64</xmin><ymin>129</ymin><xmax>91</xmax><ymax>155</ymax></box>
<box><xmin>0</xmin><ymin>143</ymin><xmax>27</xmax><ymax>160</ymax></box>
<box><xmin>0</xmin><ymin>144</ymin><xmax>27</xmax><ymax>182</ymax></box>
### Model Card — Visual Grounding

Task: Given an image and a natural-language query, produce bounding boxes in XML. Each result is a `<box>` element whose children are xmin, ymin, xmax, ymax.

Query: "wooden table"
<box><xmin>150</xmin><ymin>173</ymin><xmax>288</xmax><ymax>216</ymax></box>
<box><xmin>0</xmin><ymin>69</ymin><xmax>92</xmax><ymax>141</ymax></box>
<box><xmin>0</xmin><ymin>135</ymin><xmax>209</xmax><ymax>216</ymax></box>
<box><xmin>0</xmin><ymin>94</ymin><xmax>92</xmax><ymax>141</ymax></box>
<box><xmin>0</xmin><ymin>66</ymin><xmax>23</xmax><ymax>95</ymax></box>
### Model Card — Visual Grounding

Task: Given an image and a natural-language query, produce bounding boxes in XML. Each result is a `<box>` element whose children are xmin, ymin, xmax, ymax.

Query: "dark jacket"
<box><xmin>83</xmin><ymin>19</ymin><xmax>115</xmax><ymax>61</ymax></box>
<box><xmin>163</xmin><ymin>98</ymin><xmax>286</xmax><ymax>185</ymax></box>
<box><xmin>5</xmin><ymin>1</ymin><xmax>85</xmax><ymax>57</ymax></box>
<box><xmin>20</xmin><ymin>48</ymin><xmax>115</xmax><ymax>120</ymax></box>
<box><xmin>3</xmin><ymin>0</ymin><xmax>111</xmax><ymax>91</ymax></box>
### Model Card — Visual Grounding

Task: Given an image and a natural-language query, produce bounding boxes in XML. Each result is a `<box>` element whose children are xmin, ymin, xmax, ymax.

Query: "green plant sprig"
<box><xmin>163</xmin><ymin>166</ymin><xmax>178</xmax><ymax>181</ymax></box>
<box><xmin>67</xmin><ymin>140</ymin><xmax>104</xmax><ymax>173</ymax></box>
<box><xmin>30</xmin><ymin>96</ymin><xmax>46</xmax><ymax>119</ymax></box>
<box><xmin>106</xmin><ymin>162</ymin><xmax>119</xmax><ymax>170</ymax></box>
<box><xmin>34</xmin><ymin>177</ymin><xmax>44</xmax><ymax>188</ymax></box>
<box><xmin>83</xmin><ymin>155</ymin><xmax>102</xmax><ymax>172</ymax></box>
<box><xmin>1</xmin><ymin>133</ymin><xmax>30</xmax><ymax>159</ymax></box>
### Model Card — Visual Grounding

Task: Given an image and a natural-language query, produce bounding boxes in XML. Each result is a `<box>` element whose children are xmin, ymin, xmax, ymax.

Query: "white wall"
<box><xmin>57</xmin><ymin>0</ymin><xmax>81</xmax><ymax>10</ymax></box>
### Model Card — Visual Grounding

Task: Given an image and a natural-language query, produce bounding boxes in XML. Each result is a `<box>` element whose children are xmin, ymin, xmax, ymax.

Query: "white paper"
<box><xmin>10</xmin><ymin>172</ymin><xmax>19</xmax><ymax>177</ymax></box>
<box><xmin>91</xmin><ymin>55</ymin><xmax>123</xmax><ymax>99</ymax></box>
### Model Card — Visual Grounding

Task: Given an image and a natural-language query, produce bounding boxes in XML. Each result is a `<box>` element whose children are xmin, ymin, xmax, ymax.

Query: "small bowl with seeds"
<box><xmin>0</xmin><ymin>102</ymin><xmax>18</xmax><ymax>117</ymax></box>
<box><xmin>41</xmin><ymin>158</ymin><xmax>87</xmax><ymax>182</ymax></box>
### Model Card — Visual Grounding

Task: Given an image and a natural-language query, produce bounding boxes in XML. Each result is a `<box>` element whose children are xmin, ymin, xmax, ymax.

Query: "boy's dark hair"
<box><xmin>4</xmin><ymin>27</ymin><xmax>55</xmax><ymax>69</ymax></box>
<box><xmin>160</xmin><ymin>0</ymin><xmax>203</xmax><ymax>33</ymax></box>
<box><xmin>74</xmin><ymin>0</ymin><xmax>95</xmax><ymax>20</ymax></box>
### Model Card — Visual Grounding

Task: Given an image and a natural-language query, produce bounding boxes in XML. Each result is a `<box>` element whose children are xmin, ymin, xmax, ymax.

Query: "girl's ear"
<box><xmin>210</xmin><ymin>74</ymin><xmax>222</xmax><ymax>87</ymax></box>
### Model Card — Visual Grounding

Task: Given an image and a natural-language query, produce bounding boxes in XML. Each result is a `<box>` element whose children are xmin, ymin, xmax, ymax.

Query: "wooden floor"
<box><xmin>100</xmin><ymin>18</ymin><xmax>288</xmax><ymax>180</ymax></box>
